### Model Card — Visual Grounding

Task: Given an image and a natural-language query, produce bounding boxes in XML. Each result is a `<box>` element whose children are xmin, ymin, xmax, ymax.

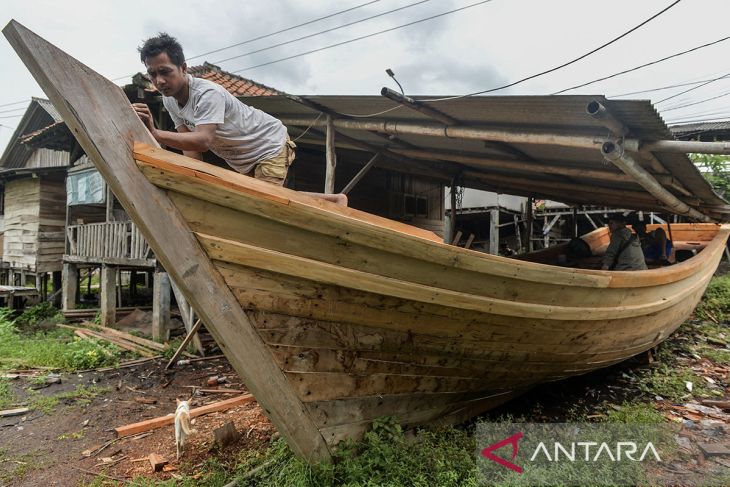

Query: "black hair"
<box><xmin>138</xmin><ymin>33</ymin><xmax>185</xmax><ymax>66</ymax></box>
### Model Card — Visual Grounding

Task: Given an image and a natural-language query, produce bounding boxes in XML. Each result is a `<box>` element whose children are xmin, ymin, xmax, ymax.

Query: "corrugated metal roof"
<box><xmin>670</xmin><ymin>121</ymin><xmax>730</xmax><ymax>137</ymax></box>
<box><xmin>0</xmin><ymin>97</ymin><xmax>60</xmax><ymax>168</ymax></box>
<box><xmin>237</xmin><ymin>94</ymin><xmax>728</xmax><ymax>220</ymax></box>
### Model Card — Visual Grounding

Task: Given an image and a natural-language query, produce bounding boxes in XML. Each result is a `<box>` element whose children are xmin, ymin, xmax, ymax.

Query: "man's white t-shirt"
<box><xmin>162</xmin><ymin>75</ymin><xmax>287</xmax><ymax>175</ymax></box>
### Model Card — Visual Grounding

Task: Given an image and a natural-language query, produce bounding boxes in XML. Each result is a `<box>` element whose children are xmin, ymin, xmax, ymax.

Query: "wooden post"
<box><xmin>170</xmin><ymin>278</ymin><xmax>204</xmax><ymax>355</ymax></box>
<box><xmin>324</xmin><ymin>115</ymin><xmax>336</xmax><ymax>194</ymax></box>
<box><xmin>514</xmin><ymin>214</ymin><xmax>522</xmax><ymax>253</ymax></box>
<box><xmin>573</xmin><ymin>207</ymin><xmax>579</xmax><ymax>237</ymax></box>
<box><xmin>129</xmin><ymin>270</ymin><xmax>137</xmax><ymax>303</ymax></box>
<box><xmin>61</xmin><ymin>263</ymin><xmax>77</xmax><ymax>311</ymax></box>
<box><xmin>449</xmin><ymin>183</ymin><xmax>457</xmax><ymax>244</ymax></box>
<box><xmin>152</xmin><ymin>269</ymin><xmax>171</xmax><ymax>341</ymax></box>
<box><xmin>52</xmin><ymin>271</ymin><xmax>62</xmax><ymax>307</ymax></box>
<box><xmin>489</xmin><ymin>209</ymin><xmax>499</xmax><ymax>255</ymax></box>
<box><xmin>105</xmin><ymin>184</ymin><xmax>114</xmax><ymax>222</ymax></box>
<box><xmin>100</xmin><ymin>264</ymin><xmax>117</xmax><ymax>326</ymax></box>
<box><xmin>524</xmin><ymin>197</ymin><xmax>533</xmax><ymax>252</ymax></box>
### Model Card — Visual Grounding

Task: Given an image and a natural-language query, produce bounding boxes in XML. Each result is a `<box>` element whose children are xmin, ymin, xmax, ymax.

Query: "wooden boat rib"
<box><xmin>5</xmin><ymin>21</ymin><xmax>729</xmax><ymax>462</ymax></box>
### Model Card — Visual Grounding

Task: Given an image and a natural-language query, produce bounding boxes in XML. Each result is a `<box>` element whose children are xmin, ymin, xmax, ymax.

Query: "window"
<box><xmin>67</xmin><ymin>169</ymin><xmax>105</xmax><ymax>205</ymax></box>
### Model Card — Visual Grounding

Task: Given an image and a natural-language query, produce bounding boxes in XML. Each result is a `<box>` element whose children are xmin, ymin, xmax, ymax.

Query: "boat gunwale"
<box><xmin>133</xmin><ymin>144</ymin><xmax>729</xmax><ymax>290</ymax></box>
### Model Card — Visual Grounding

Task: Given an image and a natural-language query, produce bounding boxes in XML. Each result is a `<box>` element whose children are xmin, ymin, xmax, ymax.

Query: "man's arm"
<box><xmin>176</xmin><ymin>125</ymin><xmax>203</xmax><ymax>160</ymax></box>
<box><xmin>132</xmin><ymin>103</ymin><xmax>215</xmax><ymax>153</ymax></box>
<box><xmin>602</xmin><ymin>231</ymin><xmax>624</xmax><ymax>270</ymax></box>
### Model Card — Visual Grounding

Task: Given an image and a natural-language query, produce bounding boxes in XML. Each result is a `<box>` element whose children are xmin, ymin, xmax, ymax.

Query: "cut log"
<box><xmin>148</xmin><ymin>453</ymin><xmax>168</xmax><ymax>472</ymax></box>
<box><xmin>114</xmin><ymin>394</ymin><xmax>255</xmax><ymax>438</ymax></box>
<box><xmin>0</xmin><ymin>407</ymin><xmax>29</xmax><ymax>417</ymax></box>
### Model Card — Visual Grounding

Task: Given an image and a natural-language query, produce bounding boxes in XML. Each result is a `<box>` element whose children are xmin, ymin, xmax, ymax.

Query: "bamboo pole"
<box><xmin>601</xmin><ymin>141</ymin><xmax>713</xmax><ymax>222</ymax></box>
<box><xmin>324</xmin><ymin>116</ymin><xmax>337</xmax><ymax>194</ymax></box>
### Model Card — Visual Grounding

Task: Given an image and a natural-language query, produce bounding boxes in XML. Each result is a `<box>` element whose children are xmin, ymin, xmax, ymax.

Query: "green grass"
<box><xmin>604</xmin><ymin>402</ymin><xmax>665</xmax><ymax>424</ymax></box>
<box><xmin>27</xmin><ymin>385</ymin><xmax>109</xmax><ymax>414</ymax></box>
<box><xmin>696</xmin><ymin>273</ymin><xmax>730</xmax><ymax>321</ymax></box>
<box><xmin>0</xmin><ymin>378</ymin><xmax>16</xmax><ymax>409</ymax></box>
<box><xmin>0</xmin><ymin>309</ymin><xmax>125</xmax><ymax>371</ymax></box>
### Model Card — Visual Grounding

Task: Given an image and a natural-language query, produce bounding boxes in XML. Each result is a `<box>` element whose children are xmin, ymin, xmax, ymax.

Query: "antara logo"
<box><xmin>481</xmin><ymin>432</ymin><xmax>662</xmax><ymax>473</ymax></box>
<box><xmin>481</xmin><ymin>432</ymin><xmax>524</xmax><ymax>473</ymax></box>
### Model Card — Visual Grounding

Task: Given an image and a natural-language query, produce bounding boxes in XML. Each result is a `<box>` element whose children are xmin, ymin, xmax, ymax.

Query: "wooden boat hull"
<box><xmin>6</xmin><ymin>20</ymin><xmax>726</xmax><ymax>460</ymax></box>
<box><xmin>135</xmin><ymin>145</ymin><xmax>728</xmax><ymax>446</ymax></box>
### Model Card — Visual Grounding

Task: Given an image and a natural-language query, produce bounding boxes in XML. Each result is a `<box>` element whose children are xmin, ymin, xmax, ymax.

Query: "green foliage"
<box><xmin>0</xmin><ymin>378</ymin><xmax>15</xmax><ymax>410</ymax></box>
<box><xmin>14</xmin><ymin>302</ymin><xmax>65</xmax><ymax>333</ymax></box>
<box><xmin>0</xmin><ymin>315</ymin><xmax>122</xmax><ymax>371</ymax></box>
<box><xmin>696</xmin><ymin>274</ymin><xmax>730</xmax><ymax>321</ymax></box>
<box><xmin>637</xmin><ymin>365</ymin><xmax>708</xmax><ymax>401</ymax></box>
<box><xmin>604</xmin><ymin>403</ymin><xmax>664</xmax><ymax>424</ymax></box>
<box><xmin>27</xmin><ymin>385</ymin><xmax>109</xmax><ymax>414</ymax></box>
<box><xmin>690</xmin><ymin>153</ymin><xmax>730</xmax><ymax>196</ymax></box>
<box><xmin>239</xmin><ymin>417</ymin><xmax>478</xmax><ymax>487</ymax></box>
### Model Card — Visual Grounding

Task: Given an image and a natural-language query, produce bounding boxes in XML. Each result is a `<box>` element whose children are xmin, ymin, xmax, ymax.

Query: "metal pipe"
<box><xmin>586</xmin><ymin>100</ymin><xmax>628</xmax><ymax>137</ymax></box>
<box><xmin>380</xmin><ymin>87</ymin><xmax>458</xmax><ymax>125</ymax></box>
<box><xmin>281</xmin><ymin>116</ymin><xmax>730</xmax><ymax>156</ymax></box>
<box><xmin>601</xmin><ymin>141</ymin><xmax>713</xmax><ymax>222</ymax></box>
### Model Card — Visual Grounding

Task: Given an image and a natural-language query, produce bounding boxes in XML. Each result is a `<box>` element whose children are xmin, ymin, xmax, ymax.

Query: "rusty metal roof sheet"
<box><xmin>237</xmin><ymin>94</ymin><xmax>728</xmax><ymax>220</ymax></box>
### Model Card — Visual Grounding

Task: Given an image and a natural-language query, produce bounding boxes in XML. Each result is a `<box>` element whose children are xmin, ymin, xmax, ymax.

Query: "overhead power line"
<box><xmin>0</xmin><ymin>99</ymin><xmax>29</xmax><ymax>109</ymax></box>
<box><xmin>189</xmin><ymin>0</ymin><xmax>382</xmax><ymax>61</ymax></box>
<box><xmin>654</xmin><ymin>72</ymin><xmax>730</xmax><ymax>104</ymax></box>
<box><xmin>112</xmin><ymin>0</ymin><xmax>382</xmax><ymax>81</ymax></box>
<box><xmin>213</xmin><ymin>0</ymin><xmax>431</xmax><ymax>65</ymax></box>
<box><xmin>425</xmin><ymin>0</ymin><xmax>682</xmax><ymax>102</ymax></box>
<box><xmin>553</xmin><ymin>34</ymin><xmax>730</xmax><ymax>94</ymax></box>
<box><xmin>232</xmin><ymin>0</ymin><xmax>494</xmax><ymax>73</ymax></box>
<box><xmin>609</xmin><ymin>78</ymin><xmax>724</xmax><ymax>98</ymax></box>
<box><xmin>661</xmin><ymin>88</ymin><xmax>730</xmax><ymax>112</ymax></box>
<box><xmin>0</xmin><ymin>106</ymin><xmax>29</xmax><ymax>115</ymax></box>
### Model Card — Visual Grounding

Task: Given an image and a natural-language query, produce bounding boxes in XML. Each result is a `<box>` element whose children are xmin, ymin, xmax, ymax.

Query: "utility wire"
<box><xmin>231</xmin><ymin>0</ymin><xmax>493</xmax><ymax>74</ymax></box>
<box><xmin>553</xmin><ymin>34</ymin><xmax>730</xmax><ymax>94</ymax></box>
<box><xmin>609</xmin><ymin>78</ymin><xmax>720</xmax><ymax>98</ymax></box>
<box><xmin>0</xmin><ymin>99</ymin><xmax>29</xmax><ymax>109</ymax></box>
<box><xmin>424</xmin><ymin>0</ymin><xmax>682</xmax><ymax>102</ymax></box>
<box><xmin>654</xmin><ymin>72</ymin><xmax>730</xmax><ymax>104</ymax></box>
<box><xmin>189</xmin><ymin>0</ymin><xmax>381</xmax><ymax>61</ymax></box>
<box><xmin>213</xmin><ymin>0</ymin><xmax>431</xmax><ymax>65</ymax></box>
<box><xmin>112</xmin><ymin>0</ymin><xmax>382</xmax><ymax>81</ymax></box>
<box><xmin>0</xmin><ymin>114</ymin><xmax>24</xmax><ymax>119</ymax></box>
<box><xmin>0</xmin><ymin>106</ymin><xmax>30</xmax><ymax>115</ymax></box>
<box><xmin>661</xmin><ymin>88</ymin><xmax>730</xmax><ymax>112</ymax></box>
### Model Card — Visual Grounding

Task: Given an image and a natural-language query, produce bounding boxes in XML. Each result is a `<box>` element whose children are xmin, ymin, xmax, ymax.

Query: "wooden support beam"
<box><xmin>489</xmin><ymin>209</ymin><xmax>499</xmax><ymax>255</ymax></box>
<box><xmin>170</xmin><ymin>279</ymin><xmax>204</xmax><ymax>355</ymax></box>
<box><xmin>525</xmin><ymin>197</ymin><xmax>534</xmax><ymax>253</ymax></box>
<box><xmin>166</xmin><ymin>319</ymin><xmax>203</xmax><ymax>369</ymax></box>
<box><xmin>324</xmin><ymin>116</ymin><xmax>337</xmax><ymax>193</ymax></box>
<box><xmin>61</xmin><ymin>263</ymin><xmax>77</xmax><ymax>311</ymax></box>
<box><xmin>341</xmin><ymin>153</ymin><xmax>380</xmax><ymax>195</ymax></box>
<box><xmin>100</xmin><ymin>264</ymin><xmax>117</xmax><ymax>327</ymax></box>
<box><xmin>152</xmin><ymin>269</ymin><xmax>170</xmax><ymax>342</ymax></box>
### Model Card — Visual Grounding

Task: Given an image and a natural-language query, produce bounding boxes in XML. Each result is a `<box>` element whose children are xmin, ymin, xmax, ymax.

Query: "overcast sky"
<box><xmin>1</xmin><ymin>0</ymin><xmax>729</xmax><ymax>152</ymax></box>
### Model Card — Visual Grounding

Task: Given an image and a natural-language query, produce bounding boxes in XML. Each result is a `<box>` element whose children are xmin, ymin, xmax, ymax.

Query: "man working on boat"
<box><xmin>632</xmin><ymin>220</ymin><xmax>673</xmax><ymax>265</ymax></box>
<box><xmin>132</xmin><ymin>33</ymin><xmax>347</xmax><ymax>205</ymax></box>
<box><xmin>601</xmin><ymin>213</ymin><xmax>647</xmax><ymax>271</ymax></box>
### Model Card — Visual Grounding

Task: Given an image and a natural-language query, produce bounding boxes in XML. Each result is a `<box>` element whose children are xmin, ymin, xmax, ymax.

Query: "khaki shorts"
<box><xmin>249</xmin><ymin>136</ymin><xmax>296</xmax><ymax>186</ymax></box>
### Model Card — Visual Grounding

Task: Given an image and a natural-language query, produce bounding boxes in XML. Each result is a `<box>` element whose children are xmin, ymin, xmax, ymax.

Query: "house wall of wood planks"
<box><xmin>2</xmin><ymin>174</ymin><xmax>65</xmax><ymax>273</ymax></box>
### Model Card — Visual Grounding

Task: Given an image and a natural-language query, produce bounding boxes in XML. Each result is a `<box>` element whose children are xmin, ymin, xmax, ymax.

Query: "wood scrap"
<box><xmin>61</xmin><ymin>324</ymin><xmax>157</xmax><ymax>357</ymax></box>
<box><xmin>701</xmin><ymin>399</ymin><xmax>730</xmax><ymax>410</ymax></box>
<box><xmin>199</xmin><ymin>388</ymin><xmax>244</xmax><ymax>395</ymax></box>
<box><xmin>149</xmin><ymin>453</ymin><xmax>168</xmax><ymax>472</ymax></box>
<box><xmin>82</xmin><ymin>322</ymin><xmax>167</xmax><ymax>352</ymax></box>
<box><xmin>114</xmin><ymin>394</ymin><xmax>255</xmax><ymax>438</ymax></box>
<box><xmin>134</xmin><ymin>396</ymin><xmax>157</xmax><ymax>405</ymax></box>
<box><xmin>0</xmin><ymin>407</ymin><xmax>29</xmax><ymax>417</ymax></box>
<box><xmin>94</xmin><ymin>356</ymin><xmax>162</xmax><ymax>372</ymax></box>
<box><xmin>214</xmin><ymin>421</ymin><xmax>240</xmax><ymax>447</ymax></box>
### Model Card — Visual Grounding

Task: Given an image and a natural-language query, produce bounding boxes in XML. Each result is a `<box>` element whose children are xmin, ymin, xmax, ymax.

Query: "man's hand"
<box><xmin>132</xmin><ymin>103</ymin><xmax>156</xmax><ymax>135</ymax></box>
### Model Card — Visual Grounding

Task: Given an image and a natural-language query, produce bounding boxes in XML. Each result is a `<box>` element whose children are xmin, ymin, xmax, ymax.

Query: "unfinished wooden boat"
<box><xmin>5</xmin><ymin>21</ymin><xmax>729</xmax><ymax>462</ymax></box>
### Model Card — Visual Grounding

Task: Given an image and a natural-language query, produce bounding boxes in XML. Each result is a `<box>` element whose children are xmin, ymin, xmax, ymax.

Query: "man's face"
<box><xmin>145</xmin><ymin>52</ymin><xmax>187</xmax><ymax>100</ymax></box>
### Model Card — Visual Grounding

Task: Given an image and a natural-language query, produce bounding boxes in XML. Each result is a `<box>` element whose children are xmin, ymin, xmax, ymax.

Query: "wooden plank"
<box><xmin>83</xmin><ymin>324</ymin><xmax>167</xmax><ymax>352</ymax></box>
<box><xmin>165</xmin><ymin>318</ymin><xmax>203</xmax><ymax>369</ymax></box>
<box><xmin>114</xmin><ymin>394</ymin><xmax>255</xmax><ymax>437</ymax></box>
<box><xmin>199</xmin><ymin>233</ymin><xmax>700</xmax><ymax>321</ymax></box>
<box><xmin>3</xmin><ymin>21</ymin><xmax>331</xmax><ymax>462</ymax></box>
<box><xmin>169</xmin><ymin>279</ymin><xmax>204</xmax><ymax>355</ymax></box>
<box><xmin>61</xmin><ymin>263</ymin><xmax>77</xmax><ymax>311</ymax></box>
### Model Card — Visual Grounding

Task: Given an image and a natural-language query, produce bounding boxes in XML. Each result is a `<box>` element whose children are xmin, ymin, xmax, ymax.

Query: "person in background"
<box><xmin>601</xmin><ymin>214</ymin><xmax>647</xmax><ymax>271</ymax></box>
<box><xmin>632</xmin><ymin>221</ymin><xmax>672</xmax><ymax>265</ymax></box>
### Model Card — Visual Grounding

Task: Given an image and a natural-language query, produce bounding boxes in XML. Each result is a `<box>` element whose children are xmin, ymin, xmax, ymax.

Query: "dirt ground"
<box><xmin>0</xmin><ymin>357</ymin><xmax>274</xmax><ymax>486</ymax></box>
